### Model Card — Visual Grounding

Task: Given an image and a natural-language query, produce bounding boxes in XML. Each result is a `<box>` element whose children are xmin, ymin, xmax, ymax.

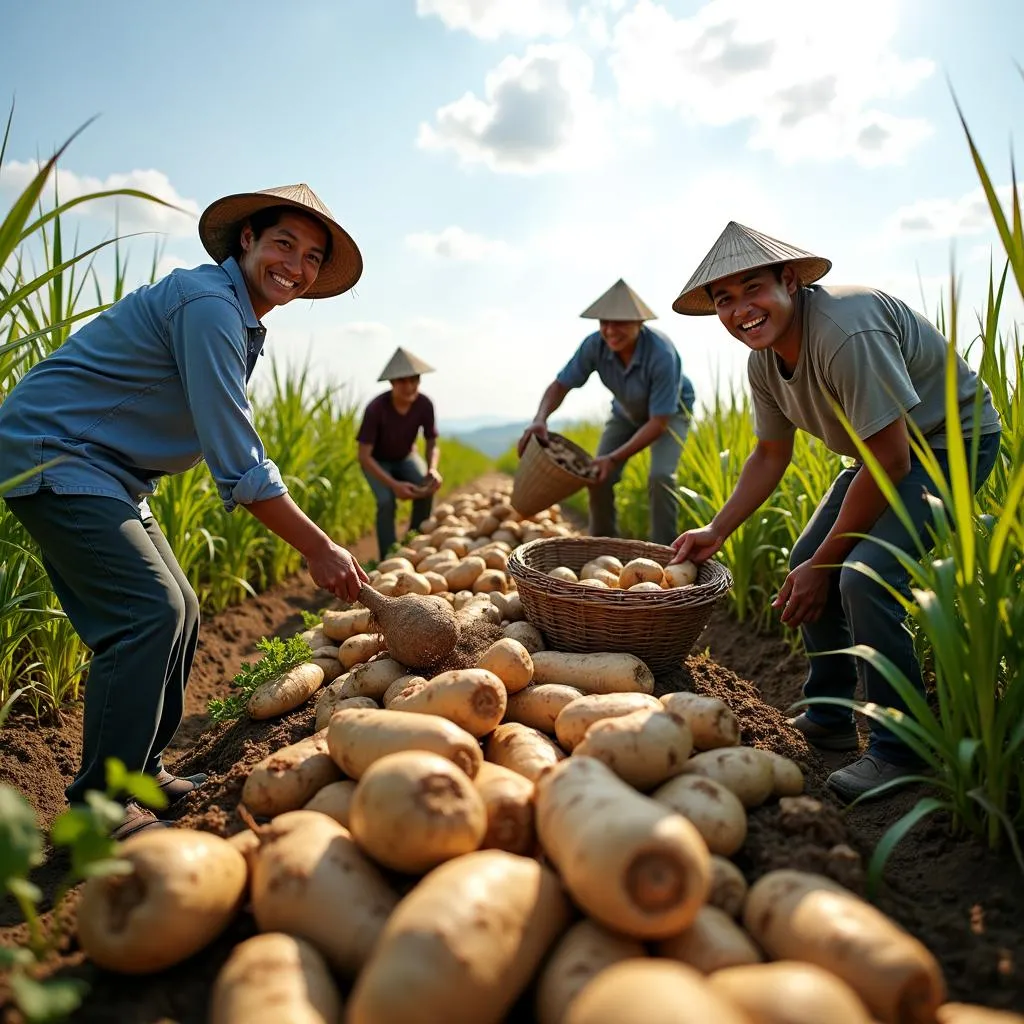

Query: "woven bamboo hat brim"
<box><xmin>198</xmin><ymin>183</ymin><xmax>363</xmax><ymax>299</ymax></box>
<box><xmin>672</xmin><ymin>222</ymin><xmax>832</xmax><ymax>316</ymax></box>
<box><xmin>378</xmin><ymin>347</ymin><xmax>436</xmax><ymax>382</ymax></box>
<box><xmin>580</xmin><ymin>278</ymin><xmax>657</xmax><ymax>321</ymax></box>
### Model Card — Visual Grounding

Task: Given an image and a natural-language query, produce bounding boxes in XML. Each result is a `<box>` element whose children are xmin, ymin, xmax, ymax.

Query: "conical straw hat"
<box><xmin>378</xmin><ymin>347</ymin><xmax>436</xmax><ymax>382</ymax></box>
<box><xmin>199</xmin><ymin>183</ymin><xmax>363</xmax><ymax>299</ymax></box>
<box><xmin>580</xmin><ymin>279</ymin><xmax>657</xmax><ymax>321</ymax></box>
<box><xmin>672</xmin><ymin>222</ymin><xmax>831</xmax><ymax>316</ymax></box>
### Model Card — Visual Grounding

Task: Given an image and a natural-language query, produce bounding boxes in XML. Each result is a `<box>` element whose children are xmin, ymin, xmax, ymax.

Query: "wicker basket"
<box><xmin>507</xmin><ymin>537</ymin><xmax>733</xmax><ymax>674</ymax></box>
<box><xmin>511</xmin><ymin>432</ymin><xmax>595</xmax><ymax>518</ymax></box>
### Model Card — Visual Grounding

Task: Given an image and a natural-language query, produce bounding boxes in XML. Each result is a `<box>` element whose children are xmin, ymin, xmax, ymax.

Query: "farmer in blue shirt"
<box><xmin>518</xmin><ymin>279</ymin><xmax>695</xmax><ymax>546</ymax></box>
<box><xmin>0</xmin><ymin>184</ymin><xmax>368</xmax><ymax>838</ymax></box>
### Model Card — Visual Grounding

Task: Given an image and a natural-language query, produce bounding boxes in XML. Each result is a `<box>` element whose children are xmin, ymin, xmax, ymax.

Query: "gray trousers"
<box><xmin>5</xmin><ymin>491</ymin><xmax>200</xmax><ymax>803</ymax></box>
<box><xmin>794</xmin><ymin>432</ymin><xmax>1001</xmax><ymax>764</ymax></box>
<box><xmin>362</xmin><ymin>451</ymin><xmax>433</xmax><ymax>559</ymax></box>
<box><xmin>589</xmin><ymin>412</ymin><xmax>689</xmax><ymax>547</ymax></box>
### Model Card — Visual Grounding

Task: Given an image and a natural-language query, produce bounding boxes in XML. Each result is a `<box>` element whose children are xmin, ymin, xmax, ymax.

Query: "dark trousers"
<box><xmin>5</xmin><ymin>491</ymin><xmax>200</xmax><ymax>803</ymax></box>
<box><xmin>794</xmin><ymin>432</ymin><xmax>1001</xmax><ymax>764</ymax></box>
<box><xmin>362</xmin><ymin>452</ymin><xmax>433</xmax><ymax>558</ymax></box>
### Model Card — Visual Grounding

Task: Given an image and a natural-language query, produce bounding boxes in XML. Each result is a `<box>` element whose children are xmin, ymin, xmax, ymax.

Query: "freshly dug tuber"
<box><xmin>349</xmin><ymin>750</ymin><xmax>487</xmax><ymax>873</ymax></box>
<box><xmin>387</xmin><ymin>669</ymin><xmax>507</xmax><ymax>737</ymax></box>
<box><xmin>744</xmin><ymin>870</ymin><xmax>946</xmax><ymax>1024</ymax></box>
<box><xmin>657</xmin><ymin>905</ymin><xmax>762</xmax><ymax>973</ymax></box>
<box><xmin>535</xmin><ymin>919</ymin><xmax>645</xmax><ymax>1024</ymax></box>
<box><xmin>209</xmin><ymin>932</ymin><xmax>343</xmax><ymax>1024</ymax></box>
<box><xmin>659</xmin><ymin>692</ymin><xmax>740</xmax><ymax>750</ymax></box>
<box><xmin>347</xmin><ymin>851</ymin><xmax>571</xmax><ymax>1024</ymax></box>
<box><xmin>359</xmin><ymin>584</ymin><xmax>460</xmax><ymax>669</ymax></box>
<box><xmin>531</xmin><ymin>650</ymin><xmax>654</xmax><ymax>695</ymax></box>
<box><xmin>476</xmin><ymin>637</ymin><xmax>534</xmax><ymax>693</ymax></box>
<box><xmin>506</xmin><ymin>683</ymin><xmax>584</xmax><ymax>734</ymax></box>
<box><xmin>486</xmin><ymin>722</ymin><xmax>566</xmax><ymax>781</ymax></box>
<box><xmin>680</xmin><ymin>747</ymin><xmax>774</xmax><ymax>808</ymax></box>
<box><xmin>555</xmin><ymin>692</ymin><xmax>663</xmax><ymax>751</ymax></box>
<box><xmin>651</xmin><ymin>774</ymin><xmax>747</xmax><ymax>857</ymax></box>
<box><xmin>503</xmin><ymin>621</ymin><xmax>546</xmax><ymax>653</ymax></box>
<box><xmin>708</xmin><ymin>855</ymin><xmax>748</xmax><ymax>918</ymax></box>
<box><xmin>248</xmin><ymin>662</ymin><xmax>325</xmax><ymax>720</ymax></box>
<box><xmin>242</xmin><ymin>730</ymin><xmax>342</xmax><ymax>817</ymax></box>
<box><xmin>535</xmin><ymin>757</ymin><xmax>710</xmax><ymax>939</ymax></box>
<box><xmin>473</xmin><ymin>761</ymin><xmax>536</xmax><ymax>855</ymax></box>
<box><xmin>77</xmin><ymin>829</ymin><xmax>247</xmax><ymax>974</ymax></box>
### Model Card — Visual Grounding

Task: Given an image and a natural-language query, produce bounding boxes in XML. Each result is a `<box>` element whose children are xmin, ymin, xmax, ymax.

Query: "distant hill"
<box><xmin>441</xmin><ymin>419</ymin><xmax>577</xmax><ymax>458</ymax></box>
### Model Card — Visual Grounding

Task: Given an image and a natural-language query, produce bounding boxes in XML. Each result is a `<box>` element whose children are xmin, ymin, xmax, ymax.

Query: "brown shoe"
<box><xmin>154</xmin><ymin>769</ymin><xmax>208</xmax><ymax>804</ymax></box>
<box><xmin>110</xmin><ymin>800</ymin><xmax>172</xmax><ymax>841</ymax></box>
<box><xmin>787</xmin><ymin>712</ymin><xmax>859</xmax><ymax>752</ymax></box>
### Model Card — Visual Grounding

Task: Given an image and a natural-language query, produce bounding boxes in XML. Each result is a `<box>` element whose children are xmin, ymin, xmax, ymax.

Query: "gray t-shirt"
<box><xmin>747</xmin><ymin>286</ymin><xmax>1001</xmax><ymax>456</ymax></box>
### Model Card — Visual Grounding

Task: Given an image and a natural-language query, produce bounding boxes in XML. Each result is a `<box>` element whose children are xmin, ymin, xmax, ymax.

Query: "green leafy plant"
<box><xmin>206</xmin><ymin>634</ymin><xmax>314</xmax><ymax>722</ymax></box>
<box><xmin>300</xmin><ymin>609</ymin><xmax>323</xmax><ymax>630</ymax></box>
<box><xmin>0</xmin><ymin>758</ymin><xmax>166</xmax><ymax>1022</ymax></box>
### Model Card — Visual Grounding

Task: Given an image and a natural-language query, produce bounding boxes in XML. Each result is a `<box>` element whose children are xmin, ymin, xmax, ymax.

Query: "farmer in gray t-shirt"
<box><xmin>669</xmin><ymin>222</ymin><xmax>1002</xmax><ymax>803</ymax></box>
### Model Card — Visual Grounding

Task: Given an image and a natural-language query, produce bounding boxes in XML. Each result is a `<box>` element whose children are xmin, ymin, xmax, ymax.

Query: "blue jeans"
<box><xmin>795</xmin><ymin>432</ymin><xmax>1001</xmax><ymax>764</ymax></box>
<box><xmin>363</xmin><ymin>452</ymin><xmax>433</xmax><ymax>558</ymax></box>
<box><xmin>590</xmin><ymin>411</ymin><xmax>690</xmax><ymax>547</ymax></box>
<box><xmin>4</xmin><ymin>491</ymin><xmax>200</xmax><ymax>803</ymax></box>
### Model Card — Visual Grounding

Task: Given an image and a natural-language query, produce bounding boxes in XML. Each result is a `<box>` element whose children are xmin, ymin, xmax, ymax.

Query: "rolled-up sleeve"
<box><xmin>556</xmin><ymin>335</ymin><xmax>599</xmax><ymax>390</ymax></box>
<box><xmin>171</xmin><ymin>296</ymin><xmax>288</xmax><ymax>511</ymax></box>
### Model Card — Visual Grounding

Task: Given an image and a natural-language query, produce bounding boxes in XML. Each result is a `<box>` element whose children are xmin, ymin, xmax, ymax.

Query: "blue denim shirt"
<box><xmin>0</xmin><ymin>258</ymin><xmax>286</xmax><ymax>513</ymax></box>
<box><xmin>556</xmin><ymin>325</ymin><xmax>695</xmax><ymax>426</ymax></box>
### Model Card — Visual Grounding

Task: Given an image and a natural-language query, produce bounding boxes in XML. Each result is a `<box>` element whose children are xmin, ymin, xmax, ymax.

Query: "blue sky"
<box><xmin>2</xmin><ymin>0</ymin><xmax>1022</xmax><ymax>427</ymax></box>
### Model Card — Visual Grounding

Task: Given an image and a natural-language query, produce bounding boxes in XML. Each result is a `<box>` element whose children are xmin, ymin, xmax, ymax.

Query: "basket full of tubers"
<box><xmin>511</xmin><ymin>432</ymin><xmax>599</xmax><ymax>518</ymax></box>
<box><xmin>507</xmin><ymin>537</ymin><xmax>733</xmax><ymax>673</ymax></box>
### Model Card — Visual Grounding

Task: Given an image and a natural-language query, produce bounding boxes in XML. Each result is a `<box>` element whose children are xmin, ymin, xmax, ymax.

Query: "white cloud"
<box><xmin>607</xmin><ymin>0</ymin><xmax>934</xmax><ymax>166</ymax></box>
<box><xmin>415</xmin><ymin>0</ymin><xmax>573</xmax><ymax>39</ymax></box>
<box><xmin>0</xmin><ymin>162</ymin><xmax>199</xmax><ymax>236</ymax></box>
<box><xmin>406</xmin><ymin>226</ymin><xmax>518</xmax><ymax>261</ymax></box>
<box><xmin>890</xmin><ymin>184</ymin><xmax>1024</xmax><ymax>239</ymax></box>
<box><xmin>418</xmin><ymin>44</ymin><xmax>608</xmax><ymax>173</ymax></box>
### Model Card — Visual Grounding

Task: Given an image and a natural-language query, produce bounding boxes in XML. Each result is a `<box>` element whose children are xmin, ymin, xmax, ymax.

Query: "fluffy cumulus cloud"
<box><xmin>415</xmin><ymin>0</ymin><xmax>574</xmax><ymax>39</ymax></box>
<box><xmin>890</xmin><ymin>184</ymin><xmax>1024</xmax><ymax>239</ymax></box>
<box><xmin>405</xmin><ymin>225</ymin><xmax>518</xmax><ymax>261</ymax></box>
<box><xmin>418</xmin><ymin>44</ymin><xmax>607</xmax><ymax>173</ymax></box>
<box><xmin>606</xmin><ymin>0</ymin><xmax>934</xmax><ymax>166</ymax></box>
<box><xmin>0</xmin><ymin>162</ymin><xmax>198</xmax><ymax>236</ymax></box>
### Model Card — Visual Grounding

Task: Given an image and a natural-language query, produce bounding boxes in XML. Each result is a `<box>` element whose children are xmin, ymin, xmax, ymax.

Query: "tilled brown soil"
<box><xmin>2</xmin><ymin>545</ymin><xmax>1022</xmax><ymax>1020</ymax></box>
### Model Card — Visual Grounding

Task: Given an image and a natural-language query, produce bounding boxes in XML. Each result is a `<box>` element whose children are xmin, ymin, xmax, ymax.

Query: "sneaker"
<box><xmin>827</xmin><ymin>753</ymin><xmax>922</xmax><ymax>804</ymax></box>
<box><xmin>110</xmin><ymin>800</ymin><xmax>172</xmax><ymax>841</ymax></box>
<box><xmin>787</xmin><ymin>712</ymin><xmax>859</xmax><ymax>752</ymax></box>
<box><xmin>154</xmin><ymin>769</ymin><xmax>208</xmax><ymax>805</ymax></box>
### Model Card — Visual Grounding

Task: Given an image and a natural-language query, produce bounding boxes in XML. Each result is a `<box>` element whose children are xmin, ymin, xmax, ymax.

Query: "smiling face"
<box><xmin>237</xmin><ymin>210</ymin><xmax>329</xmax><ymax>318</ymax></box>
<box><xmin>390</xmin><ymin>374</ymin><xmax>421</xmax><ymax>408</ymax></box>
<box><xmin>709</xmin><ymin>264</ymin><xmax>801</xmax><ymax>354</ymax></box>
<box><xmin>599</xmin><ymin>319</ymin><xmax>643</xmax><ymax>357</ymax></box>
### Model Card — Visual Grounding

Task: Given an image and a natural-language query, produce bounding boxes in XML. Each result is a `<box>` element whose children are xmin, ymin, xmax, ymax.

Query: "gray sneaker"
<box><xmin>827</xmin><ymin>753</ymin><xmax>922</xmax><ymax>804</ymax></box>
<box><xmin>787</xmin><ymin>712</ymin><xmax>859</xmax><ymax>752</ymax></box>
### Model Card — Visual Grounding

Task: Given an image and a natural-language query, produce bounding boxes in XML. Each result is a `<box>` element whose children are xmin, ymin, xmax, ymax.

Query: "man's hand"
<box><xmin>306</xmin><ymin>541</ymin><xmax>369</xmax><ymax>602</ymax></box>
<box><xmin>670</xmin><ymin>524</ymin><xmax>725</xmax><ymax>564</ymax></box>
<box><xmin>517</xmin><ymin>420</ymin><xmax>549</xmax><ymax>456</ymax></box>
<box><xmin>589</xmin><ymin>454</ymin><xmax>618</xmax><ymax>486</ymax></box>
<box><xmin>773</xmin><ymin>559</ymin><xmax>833</xmax><ymax>628</ymax></box>
<box><xmin>425</xmin><ymin>468</ymin><xmax>443</xmax><ymax>492</ymax></box>
<box><xmin>392</xmin><ymin>481</ymin><xmax>421</xmax><ymax>500</ymax></box>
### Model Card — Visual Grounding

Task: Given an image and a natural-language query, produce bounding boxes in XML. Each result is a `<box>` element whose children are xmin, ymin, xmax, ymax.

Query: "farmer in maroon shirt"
<box><xmin>357</xmin><ymin>347</ymin><xmax>442</xmax><ymax>557</ymax></box>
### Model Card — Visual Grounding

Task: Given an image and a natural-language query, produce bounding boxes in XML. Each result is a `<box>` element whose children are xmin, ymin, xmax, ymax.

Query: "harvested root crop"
<box><xmin>563</xmin><ymin>959</ymin><xmax>752</xmax><ymax>1024</ymax></box>
<box><xmin>535</xmin><ymin>757</ymin><xmax>710</xmax><ymax>939</ymax></box>
<box><xmin>349</xmin><ymin>751</ymin><xmax>487</xmax><ymax>873</ymax></box>
<box><xmin>340</xmin><ymin>633</ymin><xmax>387</xmax><ymax>670</ymax></box>
<box><xmin>651</xmin><ymin>774</ymin><xmax>747</xmax><ymax>857</ymax></box>
<box><xmin>322</xmin><ymin>607</ymin><xmax>372</xmax><ymax>643</ymax></box>
<box><xmin>502</xmin><ymin>621</ymin><xmax>546</xmax><ymax>652</ymax></box>
<box><xmin>250</xmin><ymin>811</ymin><xmax>398</xmax><ymax>975</ymax></box>
<box><xmin>659</xmin><ymin>692</ymin><xmax>740</xmax><ymax>750</ymax></box>
<box><xmin>77</xmin><ymin>829</ymin><xmax>247</xmax><ymax>974</ymax></box>
<box><xmin>535</xmin><ymin>920</ymin><xmax>645</xmax><ymax>1024</ymax></box>
<box><xmin>657</xmin><ymin>905</ymin><xmax>762</xmax><ymax>974</ymax></box>
<box><xmin>663</xmin><ymin>561</ymin><xmax>698</xmax><ymax>587</ymax></box>
<box><xmin>486</xmin><ymin>722</ymin><xmax>566</xmax><ymax>781</ymax></box>
<box><xmin>708</xmin><ymin>855</ymin><xmax>748</xmax><ymax>918</ymax></box>
<box><xmin>347</xmin><ymin>851</ymin><xmax>571</xmax><ymax>1024</ymax></box>
<box><xmin>303</xmin><ymin>779</ymin><xmax>357</xmax><ymax>827</ymax></box>
<box><xmin>359</xmin><ymin>584</ymin><xmax>460</xmax><ymax>669</ymax></box>
<box><xmin>709</xmin><ymin>961</ymin><xmax>873</xmax><ymax>1024</ymax></box>
<box><xmin>242</xmin><ymin>730</ymin><xmax>341</xmax><ymax>817</ymax></box>
<box><xmin>555</xmin><ymin>692</ymin><xmax>662</xmax><ymax>751</ymax></box>
<box><xmin>680</xmin><ymin>747</ymin><xmax>774</xmax><ymax>808</ymax></box>
<box><xmin>531</xmin><ymin>651</ymin><xmax>654</xmax><ymax>695</ymax></box>
<box><xmin>473</xmin><ymin>761</ymin><xmax>536</xmax><ymax>856</ymax></box>
<box><xmin>209</xmin><ymin>932</ymin><xmax>343</xmax><ymax>1024</ymax></box>
<box><xmin>506</xmin><ymin>683</ymin><xmax>584</xmax><ymax>733</ymax></box>
<box><xmin>387</xmin><ymin>668</ymin><xmax>507</xmax><ymax>737</ymax></box>
<box><xmin>248</xmin><ymin>662</ymin><xmax>325</xmax><ymax>720</ymax></box>
<box><xmin>476</xmin><ymin>637</ymin><xmax>534</xmax><ymax>693</ymax></box>
<box><xmin>744</xmin><ymin>870</ymin><xmax>946</xmax><ymax>1024</ymax></box>
<box><xmin>573</xmin><ymin>708</ymin><xmax>693</xmax><ymax>791</ymax></box>
<box><xmin>327</xmin><ymin>707</ymin><xmax>482</xmax><ymax>780</ymax></box>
